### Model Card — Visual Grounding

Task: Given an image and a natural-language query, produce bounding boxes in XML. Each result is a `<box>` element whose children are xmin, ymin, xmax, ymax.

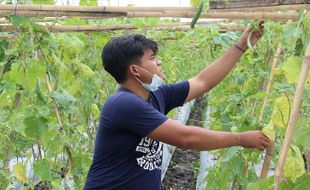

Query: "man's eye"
<box><xmin>150</xmin><ymin>56</ymin><xmax>155</xmax><ymax>60</ymax></box>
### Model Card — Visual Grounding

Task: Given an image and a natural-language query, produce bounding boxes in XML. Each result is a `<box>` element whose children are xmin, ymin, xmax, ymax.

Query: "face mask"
<box><xmin>133</xmin><ymin>66</ymin><xmax>164</xmax><ymax>92</ymax></box>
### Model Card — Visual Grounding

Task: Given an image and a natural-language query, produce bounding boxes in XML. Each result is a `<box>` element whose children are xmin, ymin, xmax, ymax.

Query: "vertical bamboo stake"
<box><xmin>259</xmin><ymin>43</ymin><xmax>282</xmax><ymax>123</ymax></box>
<box><xmin>259</xmin><ymin>43</ymin><xmax>282</xmax><ymax>179</ymax></box>
<box><xmin>275</xmin><ymin>44</ymin><xmax>310</xmax><ymax>190</ymax></box>
<box><xmin>260</xmin><ymin>142</ymin><xmax>274</xmax><ymax>178</ymax></box>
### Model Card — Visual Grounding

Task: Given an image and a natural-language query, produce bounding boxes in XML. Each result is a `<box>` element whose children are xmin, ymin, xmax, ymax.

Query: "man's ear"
<box><xmin>128</xmin><ymin>65</ymin><xmax>141</xmax><ymax>77</ymax></box>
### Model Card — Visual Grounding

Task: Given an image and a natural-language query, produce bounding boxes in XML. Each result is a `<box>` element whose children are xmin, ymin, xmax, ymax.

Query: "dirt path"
<box><xmin>161</xmin><ymin>96</ymin><xmax>206</xmax><ymax>190</ymax></box>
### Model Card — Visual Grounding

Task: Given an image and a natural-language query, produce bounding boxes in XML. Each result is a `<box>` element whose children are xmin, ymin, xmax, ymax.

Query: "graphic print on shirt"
<box><xmin>136</xmin><ymin>137</ymin><xmax>163</xmax><ymax>171</ymax></box>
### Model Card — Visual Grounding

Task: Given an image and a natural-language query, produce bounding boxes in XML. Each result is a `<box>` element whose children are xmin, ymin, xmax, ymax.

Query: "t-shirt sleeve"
<box><xmin>109</xmin><ymin>93</ymin><xmax>168</xmax><ymax>137</ymax></box>
<box><xmin>158</xmin><ymin>80</ymin><xmax>190</xmax><ymax>114</ymax></box>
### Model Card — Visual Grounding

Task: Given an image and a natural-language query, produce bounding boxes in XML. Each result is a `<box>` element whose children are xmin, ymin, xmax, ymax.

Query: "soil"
<box><xmin>161</xmin><ymin>96</ymin><xmax>207</xmax><ymax>190</ymax></box>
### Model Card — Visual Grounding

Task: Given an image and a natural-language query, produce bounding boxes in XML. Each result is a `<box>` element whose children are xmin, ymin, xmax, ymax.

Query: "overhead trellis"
<box><xmin>0</xmin><ymin>4</ymin><xmax>304</xmax><ymax>20</ymax></box>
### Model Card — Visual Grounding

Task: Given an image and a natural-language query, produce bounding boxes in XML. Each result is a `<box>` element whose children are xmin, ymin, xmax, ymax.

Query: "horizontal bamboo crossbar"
<box><xmin>0</xmin><ymin>5</ymin><xmax>193</xmax><ymax>13</ymax></box>
<box><xmin>210</xmin><ymin>0</ymin><xmax>310</xmax><ymax>9</ymax></box>
<box><xmin>0</xmin><ymin>4</ymin><xmax>300</xmax><ymax>20</ymax></box>
<box><xmin>0</xmin><ymin>22</ymin><xmax>245</xmax><ymax>33</ymax></box>
<box><xmin>0</xmin><ymin>10</ymin><xmax>126</xmax><ymax>17</ymax></box>
<box><xmin>209</xmin><ymin>4</ymin><xmax>310</xmax><ymax>12</ymax></box>
<box><xmin>127</xmin><ymin>11</ymin><xmax>299</xmax><ymax>20</ymax></box>
<box><xmin>0</xmin><ymin>18</ymin><xmax>228</xmax><ymax>24</ymax></box>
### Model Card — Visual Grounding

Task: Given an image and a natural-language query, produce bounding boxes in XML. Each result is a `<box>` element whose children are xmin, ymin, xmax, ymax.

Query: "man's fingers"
<box><xmin>258</xmin><ymin>145</ymin><xmax>265</xmax><ymax>151</ymax></box>
<box><xmin>261</xmin><ymin>140</ymin><xmax>270</xmax><ymax>148</ymax></box>
<box><xmin>261</xmin><ymin>132</ymin><xmax>270</xmax><ymax>139</ymax></box>
<box><xmin>259</xmin><ymin>21</ymin><xmax>265</xmax><ymax>29</ymax></box>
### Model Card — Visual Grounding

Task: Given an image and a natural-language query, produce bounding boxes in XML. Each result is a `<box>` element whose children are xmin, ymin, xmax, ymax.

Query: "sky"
<box><xmin>54</xmin><ymin>0</ymin><xmax>191</xmax><ymax>7</ymax></box>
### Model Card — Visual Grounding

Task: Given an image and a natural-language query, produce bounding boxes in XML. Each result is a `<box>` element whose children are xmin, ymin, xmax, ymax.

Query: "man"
<box><xmin>84</xmin><ymin>23</ymin><xmax>270</xmax><ymax>190</ymax></box>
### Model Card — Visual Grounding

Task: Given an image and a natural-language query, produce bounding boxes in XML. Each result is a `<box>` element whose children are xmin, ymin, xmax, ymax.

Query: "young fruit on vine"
<box><xmin>190</xmin><ymin>0</ymin><xmax>206</xmax><ymax>29</ymax></box>
<box><xmin>247</xmin><ymin>21</ymin><xmax>264</xmax><ymax>51</ymax></box>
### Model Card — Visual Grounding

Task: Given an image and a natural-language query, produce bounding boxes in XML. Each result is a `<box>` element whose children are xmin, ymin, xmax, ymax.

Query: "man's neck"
<box><xmin>121</xmin><ymin>79</ymin><xmax>149</xmax><ymax>100</ymax></box>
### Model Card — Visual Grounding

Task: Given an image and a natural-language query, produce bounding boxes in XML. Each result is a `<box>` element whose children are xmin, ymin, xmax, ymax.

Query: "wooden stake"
<box><xmin>260</xmin><ymin>142</ymin><xmax>275</xmax><ymax>178</ymax></box>
<box><xmin>275</xmin><ymin>44</ymin><xmax>310</xmax><ymax>190</ymax></box>
<box><xmin>259</xmin><ymin>43</ymin><xmax>282</xmax><ymax>123</ymax></box>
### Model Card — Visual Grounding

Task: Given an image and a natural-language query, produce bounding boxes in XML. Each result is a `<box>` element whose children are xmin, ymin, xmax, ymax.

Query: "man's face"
<box><xmin>134</xmin><ymin>49</ymin><xmax>165</xmax><ymax>83</ymax></box>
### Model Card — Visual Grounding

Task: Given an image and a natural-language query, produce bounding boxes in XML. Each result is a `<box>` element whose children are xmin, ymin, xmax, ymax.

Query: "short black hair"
<box><xmin>102</xmin><ymin>34</ymin><xmax>158</xmax><ymax>83</ymax></box>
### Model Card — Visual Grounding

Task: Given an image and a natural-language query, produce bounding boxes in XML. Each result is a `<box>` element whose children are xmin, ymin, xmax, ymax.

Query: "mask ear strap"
<box><xmin>133</xmin><ymin>65</ymin><xmax>154</xmax><ymax>76</ymax></box>
<box><xmin>134</xmin><ymin>76</ymin><xmax>143</xmax><ymax>84</ymax></box>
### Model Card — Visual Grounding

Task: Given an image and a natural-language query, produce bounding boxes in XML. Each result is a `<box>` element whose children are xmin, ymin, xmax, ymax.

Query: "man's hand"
<box><xmin>184</xmin><ymin>21</ymin><xmax>264</xmax><ymax>103</ymax></box>
<box><xmin>239</xmin><ymin>131</ymin><xmax>271</xmax><ymax>151</ymax></box>
<box><xmin>236</xmin><ymin>21</ymin><xmax>264</xmax><ymax>50</ymax></box>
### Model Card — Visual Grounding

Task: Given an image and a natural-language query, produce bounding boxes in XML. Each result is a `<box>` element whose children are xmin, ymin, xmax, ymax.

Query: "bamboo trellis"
<box><xmin>0</xmin><ymin>4</ymin><xmax>301</xmax><ymax>20</ymax></box>
<box><xmin>0</xmin><ymin>22</ymin><xmax>246</xmax><ymax>33</ymax></box>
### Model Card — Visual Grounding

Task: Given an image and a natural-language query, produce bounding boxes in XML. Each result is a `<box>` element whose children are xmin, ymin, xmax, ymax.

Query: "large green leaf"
<box><xmin>283</xmin><ymin>146</ymin><xmax>305</xmax><ymax>182</ymax></box>
<box><xmin>34</xmin><ymin>159</ymin><xmax>51</xmax><ymax>181</ymax></box>
<box><xmin>52</xmin><ymin>90</ymin><xmax>76</xmax><ymax>107</ymax></box>
<box><xmin>281</xmin><ymin>56</ymin><xmax>302</xmax><ymax>83</ymax></box>
<box><xmin>281</xmin><ymin>22</ymin><xmax>301</xmax><ymax>50</ymax></box>
<box><xmin>24</xmin><ymin>116</ymin><xmax>48</xmax><ymax>139</ymax></box>
<box><xmin>293</xmin><ymin>117</ymin><xmax>310</xmax><ymax>148</ymax></box>
<box><xmin>247</xmin><ymin>177</ymin><xmax>273</xmax><ymax>190</ymax></box>
<box><xmin>281</xmin><ymin>56</ymin><xmax>310</xmax><ymax>86</ymax></box>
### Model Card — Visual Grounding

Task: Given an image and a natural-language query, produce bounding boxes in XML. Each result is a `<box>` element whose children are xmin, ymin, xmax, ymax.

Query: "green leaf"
<box><xmin>281</xmin><ymin>56</ymin><xmax>301</xmax><ymax>84</ymax></box>
<box><xmin>56</xmin><ymin>34</ymin><xmax>85</xmax><ymax>55</ymax></box>
<box><xmin>13</xmin><ymin>162</ymin><xmax>27</xmax><ymax>182</ymax></box>
<box><xmin>4</xmin><ymin>61</ymin><xmax>25</xmax><ymax>85</ymax></box>
<box><xmin>270</xmin><ymin>96</ymin><xmax>291</xmax><ymax>129</ymax></box>
<box><xmin>80</xmin><ymin>0</ymin><xmax>97</xmax><ymax>6</ymax></box>
<box><xmin>6</xmin><ymin>16</ymin><xmax>31</xmax><ymax>27</ymax></box>
<box><xmin>247</xmin><ymin>177</ymin><xmax>273</xmax><ymax>190</ymax></box>
<box><xmin>0</xmin><ymin>39</ymin><xmax>9</xmax><ymax>62</ymax></box>
<box><xmin>281</xmin><ymin>22</ymin><xmax>301</xmax><ymax>50</ymax></box>
<box><xmin>293</xmin><ymin>117</ymin><xmax>310</xmax><ymax>148</ymax></box>
<box><xmin>45</xmin><ymin>139</ymin><xmax>63</xmax><ymax>158</ymax></box>
<box><xmin>32</xmin><ymin>0</ymin><xmax>54</xmax><ymax>4</ymax></box>
<box><xmin>27</xmin><ymin>60</ymin><xmax>46</xmax><ymax>87</ymax></box>
<box><xmin>281</xmin><ymin>56</ymin><xmax>310</xmax><ymax>88</ymax></box>
<box><xmin>52</xmin><ymin>90</ymin><xmax>76</xmax><ymax>107</ymax></box>
<box><xmin>24</xmin><ymin>116</ymin><xmax>48</xmax><ymax>139</ymax></box>
<box><xmin>34</xmin><ymin>159</ymin><xmax>51</xmax><ymax>181</ymax></box>
<box><xmin>283</xmin><ymin>145</ymin><xmax>305</xmax><ymax>182</ymax></box>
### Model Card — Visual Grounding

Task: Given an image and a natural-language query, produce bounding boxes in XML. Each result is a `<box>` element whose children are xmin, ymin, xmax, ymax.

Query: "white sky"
<box><xmin>54</xmin><ymin>0</ymin><xmax>191</xmax><ymax>7</ymax></box>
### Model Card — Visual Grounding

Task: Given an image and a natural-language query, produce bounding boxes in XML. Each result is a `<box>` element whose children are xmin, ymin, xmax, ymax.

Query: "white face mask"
<box><xmin>133</xmin><ymin>66</ymin><xmax>164</xmax><ymax>92</ymax></box>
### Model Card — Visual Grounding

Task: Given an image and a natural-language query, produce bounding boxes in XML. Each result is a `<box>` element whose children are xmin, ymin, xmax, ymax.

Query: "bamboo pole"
<box><xmin>260</xmin><ymin>142</ymin><xmax>275</xmax><ymax>178</ymax></box>
<box><xmin>259</xmin><ymin>44</ymin><xmax>282</xmax><ymax>180</ymax></box>
<box><xmin>0</xmin><ymin>10</ymin><xmax>126</xmax><ymax>17</ymax></box>
<box><xmin>0</xmin><ymin>9</ymin><xmax>299</xmax><ymax>20</ymax></box>
<box><xmin>0</xmin><ymin>23</ymin><xmax>245</xmax><ymax>33</ymax></box>
<box><xmin>275</xmin><ymin>44</ymin><xmax>310</xmax><ymax>190</ymax></box>
<box><xmin>0</xmin><ymin>16</ymin><xmax>228</xmax><ymax>24</ymax></box>
<box><xmin>259</xmin><ymin>43</ymin><xmax>282</xmax><ymax>123</ymax></box>
<box><xmin>0</xmin><ymin>4</ymin><xmax>307</xmax><ymax>13</ymax></box>
<box><xmin>209</xmin><ymin>4</ymin><xmax>310</xmax><ymax>12</ymax></box>
<box><xmin>127</xmin><ymin>12</ymin><xmax>299</xmax><ymax>20</ymax></box>
<box><xmin>0</xmin><ymin>4</ymin><xmax>193</xmax><ymax>13</ymax></box>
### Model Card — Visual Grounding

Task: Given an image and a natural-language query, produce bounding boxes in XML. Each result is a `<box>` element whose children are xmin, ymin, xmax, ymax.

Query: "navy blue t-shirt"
<box><xmin>84</xmin><ymin>81</ymin><xmax>189</xmax><ymax>190</ymax></box>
